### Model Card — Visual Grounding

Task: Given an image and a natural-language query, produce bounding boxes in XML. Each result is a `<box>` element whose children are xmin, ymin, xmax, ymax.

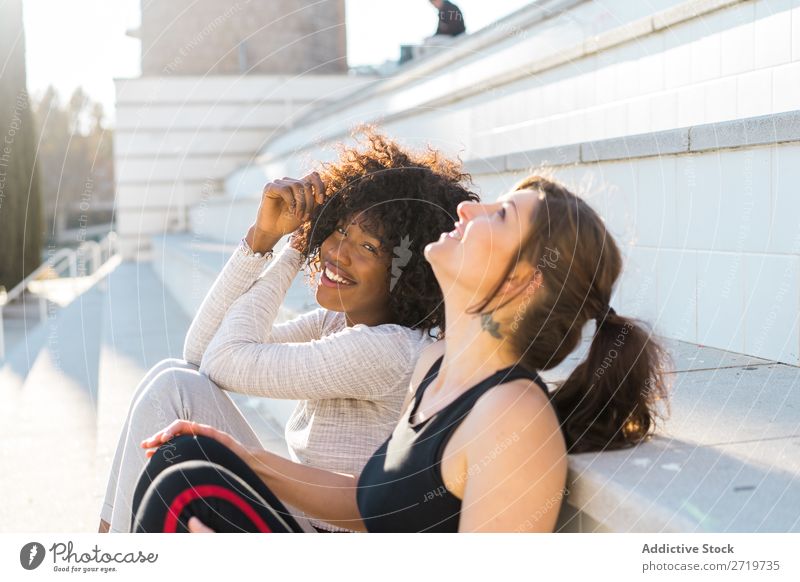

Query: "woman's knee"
<box><xmin>131</xmin><ymin>358</ymin><xmax>197</xmax><ymax>402</ymax></box>
<box><xmin>153</xmin><ymin>435</ymin><xmax>254</xmax><ymax>482</ymax></box>
<box><xmin>133</xmin><ymin>459</ymin><xmax>271</xmax><ymax>533</ymax></box>
<box><xmin>148</xmin><ymin>358</ymin><xmax>198</xmax><ymax>380</ymax></box>
<box><xmin>133</xmin><ymin>439</ymin><xmax>297</xmax><ymax>533</ymax></box>
<box><xmin>141</xmin><ymin>366</ymin><xmax>207</xmax><ymax>401</ymax></box>
<box><xmin>130</xmin><ymin>368</ymin><xmax>223</xmax><ymax>429</ymax></box>
<box><xmin>130</xmin><ymin>367</ymin><xmax>194</xmax><ymax>425</ymax></box>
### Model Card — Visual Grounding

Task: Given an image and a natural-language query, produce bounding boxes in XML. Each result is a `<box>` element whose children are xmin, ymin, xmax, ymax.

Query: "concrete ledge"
<box><xmin>506</xmin><ymin>144</ymin><xmax>582</xmax><ymax>171</ymax></box>
<box><xmin>690</xmin><ymin>110</ymin><xmax>800</xmax><ymax>152</ymax></box>
<box><xmin>267</xmin><ymin>0</ymin><xmax>750</xmax><ymax>156</ymax></box>
<box><xmin>566</xmin><ymin>434</ymin><xmax>800</xmax><ymax>532</ymax></box>
<box><xmin>581</xmin><ymin>129</ymin><xmax>690</xmax><ymax>163</ymax></box>
<box><xmin>463</xmin><ymin>110</ymin><xmax>800</xmax><ymax>175</ymax></box>
<box><xmin>462</xmin><ymin>156</ymin><xmax>506</xmax><ymax>176</ymax></box>
<box><xmin>652</xmin><ymin>0</ymin><xmax>741</xmax><ymax>31</ymax></box>
<box><xmin>293</xmin><ymin>0</ymin><xmax>586</xmax><ymax>129</ymax></box>
<box><xmin>584</xmin><ymin>17</ymin><xmax>654</xmax><ymax>55</ymax></box>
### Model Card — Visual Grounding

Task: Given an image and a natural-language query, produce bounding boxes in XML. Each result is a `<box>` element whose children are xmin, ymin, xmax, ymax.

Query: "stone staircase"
<box><xmin>1</xmin><ymin>285</ymin><xmax>108</xmax><ymax>532</ymax></box>
<box><xmin>0</xmin><ymin>257</ymin><xmax>289</xmax><ymax>532</ymax></box>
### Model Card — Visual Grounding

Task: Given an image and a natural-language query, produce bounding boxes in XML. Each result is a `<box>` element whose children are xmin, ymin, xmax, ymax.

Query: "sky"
<box><xmin>21</xmin><ymin>0</ymin><xmax>534</xmax><ymax>121</ymax></box>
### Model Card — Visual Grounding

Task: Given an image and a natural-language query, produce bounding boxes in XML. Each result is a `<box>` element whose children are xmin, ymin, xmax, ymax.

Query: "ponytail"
<box><xmin>494</xmin><ymin>173</ymin><xmax>671</xmax><ymax>454</ymax></box>
<box><xmin>550</xmin><ymin>312</ymin><xmax>670</xmax><ymax>454</ymax></box>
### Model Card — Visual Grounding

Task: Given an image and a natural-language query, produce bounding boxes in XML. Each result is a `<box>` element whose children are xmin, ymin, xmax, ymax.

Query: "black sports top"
<box><xmin>356</xmin><ymin>355</ymin><xmax>549</xmax><ymax>532</ymax></box>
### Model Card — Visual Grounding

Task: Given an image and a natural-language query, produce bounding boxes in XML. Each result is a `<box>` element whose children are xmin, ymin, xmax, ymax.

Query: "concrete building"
<box><xmin>114</xmin><ymin>0</ymin><xmax>364</xmax><ymax>260</ymax></box>
<box><xmin>135</xmin><ymin>0</ymin><xmax>347</xmax><ymax>76</ymax></box>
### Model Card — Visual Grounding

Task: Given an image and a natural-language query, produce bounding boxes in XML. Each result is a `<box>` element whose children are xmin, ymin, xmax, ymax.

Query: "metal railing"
<box><xmin>0</xmin><ymin>231</ymin><xmax>119</xmax><ymax>360</ymax></box>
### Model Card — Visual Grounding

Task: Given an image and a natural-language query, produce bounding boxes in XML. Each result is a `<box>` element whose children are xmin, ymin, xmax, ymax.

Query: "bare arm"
<box><xmin>249</xmin><ymin>448</ymin><xmax>366</xmax><ymax>531</ymax></box>
<box><xmin>457</xmin><ymin>381</ymin><xmax>568</xmax><ymax>532</ymax></box>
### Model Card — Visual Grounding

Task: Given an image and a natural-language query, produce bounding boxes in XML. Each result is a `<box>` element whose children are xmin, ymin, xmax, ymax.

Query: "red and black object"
<box><xmin>131</xmin><ymin>434</ymin><xmax>303</xmax><ymax>533</ymax></box>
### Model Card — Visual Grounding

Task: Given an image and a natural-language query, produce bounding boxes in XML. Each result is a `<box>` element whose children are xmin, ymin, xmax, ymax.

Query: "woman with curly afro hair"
<box><xmin>99</xmin><ymin>130</ymin><xmax>478</xmax><ymax>533</ymax></box>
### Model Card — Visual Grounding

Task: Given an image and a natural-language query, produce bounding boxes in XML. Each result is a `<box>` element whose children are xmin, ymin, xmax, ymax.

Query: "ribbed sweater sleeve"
<box><xmin>183</xmin><ymin>242</ymin><xmax>325</xmax><ymax>366</ymax></box>
<box><xmin>182</xmin><ymin>244</ymin><xmax>272</xmax><ymax>367</ymax></box>
<box><xmin>199</xmin><ymin>247</ymin><xmax>416</xmax><ymax>402</ymax></box>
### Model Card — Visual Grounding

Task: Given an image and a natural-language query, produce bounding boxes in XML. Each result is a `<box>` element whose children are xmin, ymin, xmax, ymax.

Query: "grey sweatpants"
<box><xmin>99</xmin><ymin>358</ymin><xmax>315</xmax><ymax>533</ymax></box>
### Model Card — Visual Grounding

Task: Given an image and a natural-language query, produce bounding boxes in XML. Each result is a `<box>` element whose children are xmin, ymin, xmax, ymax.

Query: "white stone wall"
<box><xmin>253</xmin><ymin>0</ymin><xmax>800</xmax><ymax>168</ymax></box>
<box><xmin>467</xmin><ymin>142</ymin><xmax>800</xmax><ymax>366</ymax></box>
<box><xmin>183</xmin><ymin>0</ymin><xmax>800</xmax><ymax>363</ymax></box>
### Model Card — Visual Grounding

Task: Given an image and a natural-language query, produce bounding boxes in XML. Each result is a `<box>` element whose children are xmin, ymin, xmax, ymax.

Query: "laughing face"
<box><xmin>424</xmin><ymin>188</ymin><xmax>542</xmax><ymax>303</ymax></box>
<box><xmin>315</xmin><ymin>213</ymin><xmax>394</xmax><ymax>327</ymax></box>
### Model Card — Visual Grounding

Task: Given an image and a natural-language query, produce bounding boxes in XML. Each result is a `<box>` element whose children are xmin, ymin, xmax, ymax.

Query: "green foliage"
<box><xmin>34</xmin><ymin>86</ymin><xmax>115</xmax><ymax>236</ymax></box>
<box><xmin>0</xmin><ymin>0</ymin><xmax>43</xmax><ymax>291</ymax></box>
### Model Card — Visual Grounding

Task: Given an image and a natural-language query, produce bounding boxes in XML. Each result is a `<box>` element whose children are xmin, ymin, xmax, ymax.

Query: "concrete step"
<box><xmin>544</xmin><ymin>336</ymin><xmax>800</xmax><ymax>532</ymax></box>
<box><xmin>151</xmin><ymin>232</ymin><xmax>317</xmax><ymax>319</ymax></box>
<box><xmin>1</xmin><ymin>292</ymin><xmax>47</xmax><ymax>318</ymax></box>
<box><xmin>1</xmin><ymin>293</ymin><xmax>49</xmax><ymax>373</ymax></box>
<box><xmin>93</xmin><ymin>261</ymin><xmax>193</xmax><ymax>523</ymax></box>
<box><xmin>27</xmin><ymin>275</ymin><xmax>105</xmax><ymax>307</ymax></box>
<box><xmin>0</xmin><ymin>287</ymin><xmax>105</xmax><ymax>533</ymax></box>
<box><xmin>0</xmin><ymin>312</ymin><xmax>50</xmax><ymax>389</ymax></box>
<box><xmin>1</xmin><ymin>255</ymin><xmax>123</xmax><ymax>366</ymax></box>
<box><xmin>92</xmin><ymin>258</ymin><xmax>291</xmax><ymax>529</ymax></box>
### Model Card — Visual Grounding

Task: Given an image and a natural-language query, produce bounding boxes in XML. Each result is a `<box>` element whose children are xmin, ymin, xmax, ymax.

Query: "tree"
<box><xmin>0</xmin><ymin>0</ymin><xmax>43</xmax><ymax>291</ymax></box>
<box><xmin>33</xmin><ymin>86</ymin><xmax>115</xmax><ymax>239</ymax></box>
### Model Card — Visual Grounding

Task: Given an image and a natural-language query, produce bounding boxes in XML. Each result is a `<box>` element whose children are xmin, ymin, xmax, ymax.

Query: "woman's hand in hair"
<box><xmin>257</xmin><ymin>172</ymin><xmax>326</xmax><ymax>237</ymax></box>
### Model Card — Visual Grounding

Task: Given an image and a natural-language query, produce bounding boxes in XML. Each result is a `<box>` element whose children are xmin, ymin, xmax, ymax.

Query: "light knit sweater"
<box><xmin>183</xmin><ymin>241</ymin><xmax>433</xmax><ymax>527</ymax></box>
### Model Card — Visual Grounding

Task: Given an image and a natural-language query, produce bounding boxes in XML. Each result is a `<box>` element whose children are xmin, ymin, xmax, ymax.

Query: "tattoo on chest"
<box><xmin>480</xmin><ymin>313</ymin><xmax>502</xmax><ymax>339</ymax></box>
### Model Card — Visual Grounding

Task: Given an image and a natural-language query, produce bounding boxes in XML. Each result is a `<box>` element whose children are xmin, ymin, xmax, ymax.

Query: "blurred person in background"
<box><xmin>429</xmin><ymin>0</ymin><xmax>466</xmax><ymax>37</ymax></box>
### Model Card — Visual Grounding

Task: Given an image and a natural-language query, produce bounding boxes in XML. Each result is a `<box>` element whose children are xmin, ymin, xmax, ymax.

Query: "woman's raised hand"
<box><xmin>256</xmin><ymin>172</ymin><xmax>326</xmax><ymax>237</ymax></box>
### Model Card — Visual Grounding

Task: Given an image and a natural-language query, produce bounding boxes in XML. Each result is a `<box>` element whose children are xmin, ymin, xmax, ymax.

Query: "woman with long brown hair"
<box><xmin>133</xmin><ymin>174</ymin><xmax>669</xmax><ymax>532</ymax></box>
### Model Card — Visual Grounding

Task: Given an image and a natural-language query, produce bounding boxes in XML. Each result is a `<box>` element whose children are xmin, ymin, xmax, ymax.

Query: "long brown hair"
<box><xmin>470</xmin><ymin>175</ymin><xmax>670</xmax><ymax>454</ymax></box>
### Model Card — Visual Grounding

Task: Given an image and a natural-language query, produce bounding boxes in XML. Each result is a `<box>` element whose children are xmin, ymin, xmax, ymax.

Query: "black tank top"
<box><xmin>356</xmin><ymin>355</ymin><xmax>549</xmax><ymax>532</ymax></box>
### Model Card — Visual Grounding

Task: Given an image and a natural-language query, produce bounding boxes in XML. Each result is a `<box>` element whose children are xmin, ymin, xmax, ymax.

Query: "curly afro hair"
<box><xmin>293</xmin><ymin>129</ymin><xmax>479</xmax><ymax>337</ymax></box>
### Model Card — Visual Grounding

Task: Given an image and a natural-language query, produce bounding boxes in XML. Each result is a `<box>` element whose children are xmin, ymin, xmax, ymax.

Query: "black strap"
<box><xmin>411</xmin><ymin>356</ymin><xmax>548</xmax><ymax>423</ymax></box>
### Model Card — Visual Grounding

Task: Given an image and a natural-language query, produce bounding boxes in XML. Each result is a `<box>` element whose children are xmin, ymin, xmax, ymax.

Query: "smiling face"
<box><xmin>424</xmin><ymin>188</ymin><xmax>542</xmax><ymax>305</ymax></box>
<box><xmin>315</xmin><ymin>212</ymin><xmax>393</xmax><ymax>326</ymax></box>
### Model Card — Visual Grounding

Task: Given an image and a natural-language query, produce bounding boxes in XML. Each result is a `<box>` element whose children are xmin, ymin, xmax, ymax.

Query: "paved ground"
<box><xmin>0</xmin><ymin>260</ymin><xmax>288</xmax><ymax>532</ymax></box>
